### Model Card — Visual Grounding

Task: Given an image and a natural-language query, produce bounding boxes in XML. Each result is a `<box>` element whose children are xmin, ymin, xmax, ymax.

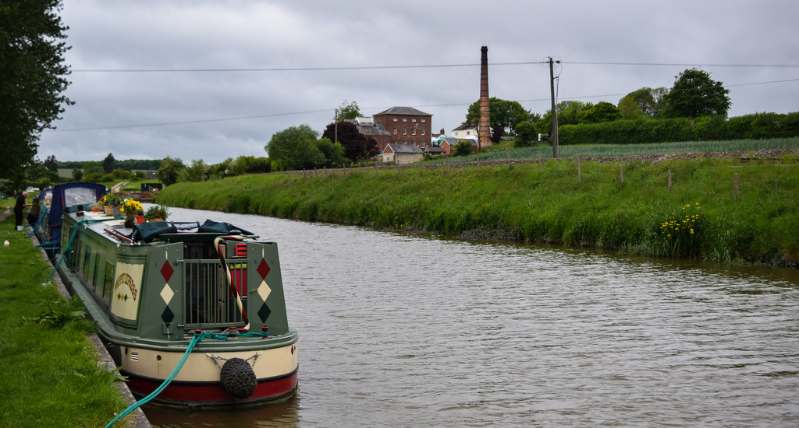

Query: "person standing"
<box><xmin>14</xmin><ymin>190</ymin><xmax>31</xmax><ymax>231</ymax></box>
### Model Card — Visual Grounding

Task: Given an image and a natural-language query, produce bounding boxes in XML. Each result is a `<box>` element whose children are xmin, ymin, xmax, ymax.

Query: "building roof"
<box><xmin>347</xmin><ymin>119</ymin><xmax>390</xmax><ymax>137</ymax></box>
<box><xmin>374</xmin><ymin>106</ymin><xmax>432</xmax><ymax>116</ymax></box>
<box><xmin>438</xmin><ymin>137</ymin><xmax>458</xmax><ymax>146</ymax></box>
<box><xmin>452</xmin><ymin>122</ymin><xmax>477</xmax><ymax>132</ymax></box>
<box><xmin>383</xmin><ymin>143</ymin><xmax>424</xmax><ymax>154</ymax></box>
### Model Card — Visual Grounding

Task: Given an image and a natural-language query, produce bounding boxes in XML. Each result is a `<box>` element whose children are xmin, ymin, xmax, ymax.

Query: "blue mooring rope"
<box><xmin>105</xmin><ymin>330</ymin><xmax>270</xmax><ymax>427</ymax></box>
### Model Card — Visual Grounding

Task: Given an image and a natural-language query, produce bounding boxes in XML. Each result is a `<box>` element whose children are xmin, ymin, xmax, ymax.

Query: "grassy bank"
<box><xmin>158</xmin><ymin>152</ymin><xmax>799</xmax><ymax>266</ymax></box>
<box><xmin>0</xmin><ymin>215</ymin><xmax>128</xmax><ymax>427</ymax></box>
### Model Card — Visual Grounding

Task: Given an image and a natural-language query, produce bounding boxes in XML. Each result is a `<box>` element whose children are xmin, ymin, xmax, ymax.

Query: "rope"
<box><xmin>105</xmin><ymin>330</ymin><xmax>270</xmax><ymax>427</ymax></box>
<box><xmin>27</xmin><ymin>204</ymin><xmax>48</xmax><ymax>239</ymax></box>
<box><xmin>214</xmin><ymin>236</ymin><xmax>250</xmax><ymax>330</ymax></box>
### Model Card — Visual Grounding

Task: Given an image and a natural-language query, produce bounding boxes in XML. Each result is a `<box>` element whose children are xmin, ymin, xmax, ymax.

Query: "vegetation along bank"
<box><xmin>157</xmin><ymin>148</ymin><xmax>799</xmax><ymax>267</ymax></box>
<box><xmin>0</xmin><ymin>204</ymin><xmax>129</xmax><ymax>428</ymax></box>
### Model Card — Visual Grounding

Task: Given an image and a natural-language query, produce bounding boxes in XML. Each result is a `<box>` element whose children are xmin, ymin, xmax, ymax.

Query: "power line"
<box><xmin>70</xmin><ymin>61</ymin><xmax>799</xmax><ymax>73</ymax></box>
<box><xmin>47</xmin><ymin>78</ymin><xmax>799</xmax><ymax>132</ymax></box>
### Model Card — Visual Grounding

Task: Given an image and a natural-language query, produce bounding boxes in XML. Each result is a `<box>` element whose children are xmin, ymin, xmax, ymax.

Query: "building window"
<box><xmin>421</xmin><ymin>142</ymin><xmax>426</xmax><ymax>148</ymax></box>
<box><xmin>393</xmin><ymin>118</ymin><xmax>398</xmax><ymax>122</ymax></box>
<box><xmin>421</xmin><ymin>129</ymin><xmax>425</xmax><ymax>135</ymax></box>
<box><xmin>421</xmin><ymin>119</ymin><xmax>426</xmax><ymax>123</ymax></box>
<box><xmin>412</xmin><ymin>119</ymin><xmax>416</xmax><ymax>122</ymax></box>
<box><xmin>403</xmin><ymin>128</ymin><xmax>406</xmax><ymax>135</ymax></box>
<box><xmin>393</xmin><ymin>128</ymin><xmax>397</xmax><ymax>135</ymax></box>
<box><xmin>466</xmin><ymin>131</ymin><xmax>470</xmax><ymax>135</ymax></box>
<box><xmin>412</xmin><ymin>129</ymin><xmax>416</xmax><ymax>135</ymax></box>
<box><xmin>402</xmin><ymin>118</ymin><xmax>407</xmax><ymax>122</ymax></box>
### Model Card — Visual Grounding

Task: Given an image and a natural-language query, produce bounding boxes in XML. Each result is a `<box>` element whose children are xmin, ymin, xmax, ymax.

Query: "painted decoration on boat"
<box><xmin>111</xmin><ymin>263</ymin><xmax>143</xmax><ymax>320</ymax></box>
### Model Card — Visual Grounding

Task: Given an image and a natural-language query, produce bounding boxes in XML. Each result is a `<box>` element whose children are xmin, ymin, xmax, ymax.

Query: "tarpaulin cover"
<box><xmin>131</xmin><ymin>220</ymin><xmax>253</xmax><ymax>243</ymax></box>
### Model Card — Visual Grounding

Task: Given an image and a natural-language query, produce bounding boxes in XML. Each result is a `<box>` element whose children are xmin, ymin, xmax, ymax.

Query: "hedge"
<box><xmin>559</xmin><ymin>112</ymin><xmax>799</xmax><ymax>145</ymax></box>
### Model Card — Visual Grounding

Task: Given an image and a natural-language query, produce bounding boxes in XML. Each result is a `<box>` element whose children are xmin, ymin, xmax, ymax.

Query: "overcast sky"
<box><xmin>37</xmin><ymin>0</ymin><xmax>799</xmax><ymax>164</ymax></box>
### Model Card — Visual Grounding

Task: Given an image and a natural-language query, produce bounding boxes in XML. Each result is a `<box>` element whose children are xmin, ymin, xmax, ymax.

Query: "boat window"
<box><xmin>63</xmin><ymin>187</ymin><xmax>97</xmax><ymax>207</ymax></box>
<box><xmin>92</xmin><ymin>252</ymin><xmax>101</xmax><ymax>291</ymax></box>
<box><xmin>102</xmin><ymin>262</ymin><xmax>115</xmax><ymax>307</ymax></box>
<box><xmin>82</xmin><ymin>246</ymin><xmax>91</xmax><ymax>279</ymax></box>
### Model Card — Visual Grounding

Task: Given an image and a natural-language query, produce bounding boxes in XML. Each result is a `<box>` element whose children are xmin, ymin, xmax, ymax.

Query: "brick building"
<box><xmin>349</xmin><ymin>117</ymin><xmax>391</xmax><ymax>154</ymax></box>
<box><xmin>373</xmin><ymin>107</ymin><xmax>433</xmax><ymax>149</ymax></box>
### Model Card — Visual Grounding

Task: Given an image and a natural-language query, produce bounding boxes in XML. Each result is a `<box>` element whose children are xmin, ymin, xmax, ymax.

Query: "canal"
<box><xmin>143</xmin><ymin>207</ymin><xmax>799</xmax><ymax>427</ymax></box>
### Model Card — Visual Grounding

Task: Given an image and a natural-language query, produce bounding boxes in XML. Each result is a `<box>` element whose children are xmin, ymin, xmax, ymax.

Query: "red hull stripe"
<box><xmin>123</xmin><ymin>368</ymin><xmax>298</xmax><ymax>405</ymax></box>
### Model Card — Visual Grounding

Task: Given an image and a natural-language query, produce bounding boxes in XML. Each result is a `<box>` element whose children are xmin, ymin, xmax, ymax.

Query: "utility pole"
<box><xmin>548</xmin><ymin>57</ymin><xmax>560</xmax><ymax>159</ymax></box>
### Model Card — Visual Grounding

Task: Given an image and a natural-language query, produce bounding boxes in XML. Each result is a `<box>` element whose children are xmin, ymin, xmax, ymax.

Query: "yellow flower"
<box><xmin>690</xmin><ymin>229</ymin><xmax>694</xmax><ymax>234</ymax></box>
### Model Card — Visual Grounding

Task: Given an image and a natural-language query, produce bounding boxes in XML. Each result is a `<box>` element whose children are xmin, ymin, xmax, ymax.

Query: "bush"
<box><xmin>453</xmin><ymin>140</ymin><xmax>473</xmax><ymax>156</ymax></box>
<box><xmin>558</xmin><ymin>112</ymin><xmax>799</xmax><ymax>146</ymax></box>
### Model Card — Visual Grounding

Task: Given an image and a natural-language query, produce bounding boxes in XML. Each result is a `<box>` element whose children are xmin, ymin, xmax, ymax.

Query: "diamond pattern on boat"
<box><xmin>161</xmin><ymin>260</ymin><xmax>174</xmax><ymax>283</ymax></box>
<box><xmin>161</xmin><ymin>306</ymin><xmax>174</xmax><ymax>325</ymax></box>
<box><xmin>256</xmin><ymin>259</ymin><xmax>270</xmax><ymax>280</ymax></box>
<box><xmin>258</xmin><ymin>280</ymin><xmax>271</xmax><ymax>302</ymax></box>
<box><xmin>160</xmin><ymin>283</ymin><xmax>174</xmax><ymax>305</ymax></box>
<box><xmin>258</xmin><ymin>302</ymin><xmax>271</xmax><ymax>322</ymax></box>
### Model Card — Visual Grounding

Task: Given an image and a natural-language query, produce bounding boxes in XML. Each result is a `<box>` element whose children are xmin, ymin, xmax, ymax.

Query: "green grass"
<box><xmin>433</xmin><ymin>137</ymin><xmax>799</xmax><ymax>164</ymax></box>
<box><xmin>158</xmin><ymin>152</ymin><xmax>799</xmax><ymax>266</ymax></box>
<box><xmin>0</xmin><ymin>215</ymin><xmax>128</xmax><ymax>427</ymax></box>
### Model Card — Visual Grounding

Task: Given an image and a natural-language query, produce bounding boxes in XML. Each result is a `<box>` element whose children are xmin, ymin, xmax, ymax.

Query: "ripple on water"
<box><xmin>143</xmin><ymin>207</ymin><xmax>799</xmax><ymax>428</ymax></box>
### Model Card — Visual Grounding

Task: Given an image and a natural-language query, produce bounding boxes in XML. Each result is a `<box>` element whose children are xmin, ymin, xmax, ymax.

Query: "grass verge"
<box><xmin>157</xmin><ymin>152</ymin><xmax>799</xmax><ymax>267</ymax></box>
<box><xmin>0</xmin><ymin>214</ymin><xmax>128</xmax><ymax>428</ymax></box>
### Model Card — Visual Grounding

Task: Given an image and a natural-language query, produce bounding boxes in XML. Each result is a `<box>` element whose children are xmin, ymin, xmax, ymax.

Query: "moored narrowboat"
<box><xmin>45</xmin><ymin>206</ymin><xmax>298</xmax><ymax>407</ymax></box>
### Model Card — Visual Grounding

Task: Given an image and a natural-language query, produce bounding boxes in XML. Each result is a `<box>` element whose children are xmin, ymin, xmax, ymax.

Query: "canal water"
<box><xmin>144</xmin><ymin>207</ymin><xmax>799</xmax><ymax>427</ymax></box>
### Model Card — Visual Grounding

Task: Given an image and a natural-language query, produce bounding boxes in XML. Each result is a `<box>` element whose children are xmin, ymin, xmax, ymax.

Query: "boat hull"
<box><xmin>113</xmin><ymin>342</ymin><xmax>299</xmax><ymax>406</ymax></box>
<box><xmin>123</xmin><ymin>368</ymin><xmax>298</xmax><ymax>407</ymax></box>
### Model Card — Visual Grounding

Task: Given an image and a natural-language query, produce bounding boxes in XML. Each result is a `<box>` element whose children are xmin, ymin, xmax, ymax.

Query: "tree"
<box><xmin>490</xmin><ymin>124</ymin><xmax>504</xmax><ymax>143</ymax></box>
<box><xmin>578</xmin><ymin>101</ymin><xmax>622</xmax><ymax>124</ymax></box>
<box><xmin>663</xmin><ymin>68</ymin><xmax>731</xmax><ymax>118</ymax></box>
<box><xmin>82</xmin><ymin>161</ymin><xmax>103</xmax><ymax>175</ymax></box>
<box><xmin>0</xmin><ymin>0</ymin><xmax>73</xmax><ymax>183</ymax></box>
<box><xmin>453</xmin><ymin>140</ymin><xmax>473</xmax><ymax>156</ymax></box>
<box><xmin>180</xmin><ymin>159</ymin><xmax>207</xmax><ymax>182</ymax></box>
<box><xmin>102</xmin><ymin>153</ymin><xmax>115</xmax><ymax>173</ymax></box>
<box><xmin>71</xmin><ymin>168</ymin><xmax>82</xmax><ymax>181</ymax></box>
<box><xmin>315</xmin><ymin>138</ymin><xmax>345</xmax><ymax>167</ymax></box>
<box><xmin>618</xmin><ymin>87</ymin><xmax>668</xmax><ymax>119</ymax></box>
<box><xmin>157</xmin><ymin>156</ymin><xmax>185</xmax><ymax>186</ymax></box>
<box><xmin>321</xmin><ymin>121</ymin><xmax>376</xmax><ymax>161</ymax></box>
<box><xmin>44</xmin><ymin>155</ymin><xmax>58</xmax><ymax>172</ymax></box>
<box><xmin>535</xmin><ymin>101</ymin><xmax>594</xmax><ymax>135</ymax></box>
<box><xmin>266</xmin><ymin>124</ymin><xmax>325</xmax><ymax>171</ymax></box>
<box><xmin>466</xmin><ymin>97</ymin><xmax>533</xmax><ymax>135</ymax></box>
<box><xmin>336</xmin><ymin>100</ymin><xmax>361</xmax><ymax>121</ymax></box>
<box><xmin>514</xmin><ymin>121</ymin><xmax>537</xmax><ymax>147</ymax></box>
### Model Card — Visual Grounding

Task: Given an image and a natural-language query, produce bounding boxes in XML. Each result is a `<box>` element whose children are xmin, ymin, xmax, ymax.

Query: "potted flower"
<box><xmin>144</xmin><ymin>205</ymin><xmax>169</xmax><ymax>222</ymax></box>
<box><xmin>122</xmin><ymin>199</ymin><xmax>145</xmax><ymax>227</ymax></box>
<box><xmin>99</xmin><ymin>193</ymin><xmax>123</xmax><ymax>216</ymax></box>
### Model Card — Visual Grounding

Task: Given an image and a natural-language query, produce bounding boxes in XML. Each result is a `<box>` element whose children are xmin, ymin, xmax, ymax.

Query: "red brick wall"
<box><xmin>374</xmin><ymin>113</ymin><xmax>432</xmax><ymax>148</ymax></box>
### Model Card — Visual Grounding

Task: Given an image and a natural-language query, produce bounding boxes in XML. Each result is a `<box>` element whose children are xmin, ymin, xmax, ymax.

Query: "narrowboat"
<box><xmin>40</xmin><ymin>202</ymin><xmax>299</xmax><ymax>407</ymax></box>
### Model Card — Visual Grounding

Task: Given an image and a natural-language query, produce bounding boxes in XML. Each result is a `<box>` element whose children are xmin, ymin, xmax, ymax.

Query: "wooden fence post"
<box><xmin>375</xmin><ymin>164</ymin><xmax>378</xmax><ymax>177</ymax></box>
<box><xmin>619</xmin><ymin>164</ymin><xmax>624</xmax><ymax>186</ymax></box>
<box><xmin>668</xmin><ymin>169</ymin><xmax>672</xmax><ymax>193</ymax></box>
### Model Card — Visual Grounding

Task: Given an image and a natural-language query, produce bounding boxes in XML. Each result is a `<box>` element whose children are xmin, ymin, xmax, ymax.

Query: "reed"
<box><xmin>159</xmin><ymin>154</ymin><xmax>799</xmax><ymax>266</ymax></box>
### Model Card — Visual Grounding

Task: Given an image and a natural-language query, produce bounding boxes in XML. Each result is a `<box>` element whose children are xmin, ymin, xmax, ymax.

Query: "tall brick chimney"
<box><xmin>479</xmin><ymin>46</ymin><xmax>490</xmax><ymax>149</ymax></box>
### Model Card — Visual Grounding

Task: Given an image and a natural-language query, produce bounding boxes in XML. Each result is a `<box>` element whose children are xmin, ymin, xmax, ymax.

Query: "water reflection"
<box><xmin>143</xmin><ymin>207</ymin><xmax>799</xmax><ymax>427</ymax></box>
